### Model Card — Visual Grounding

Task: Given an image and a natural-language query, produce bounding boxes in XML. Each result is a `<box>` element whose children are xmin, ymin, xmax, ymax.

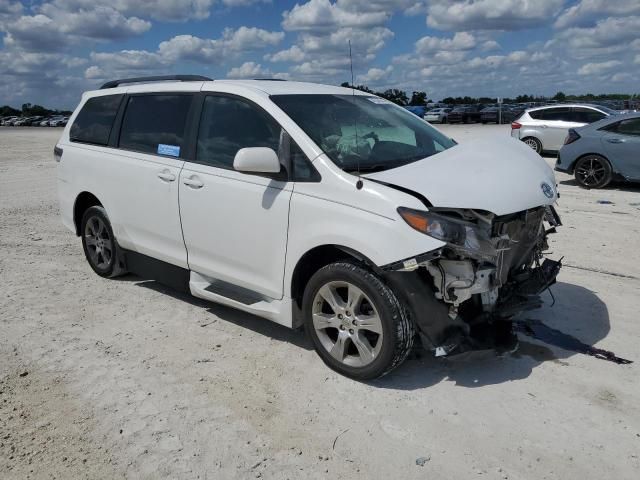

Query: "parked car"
<box><xmin>13</xmin><ymin>117</ymin><xmax>30</xmax><ymax>126</ymax></box>
<box><xmin>447</xmin><ymin>105</ymin><xmax>482</xmax><ymax>124</ymax></box>
<box><xmin>404</xmin><ymin>106</ymin><xmax>426</xmax><ymax>117</ymax></box>
<box><xmin>2</xmin><ymin>116</ymin><xmax>19</xmax><ymax>126</ymax></box>
<box><xmin>511</xmin><ymin>104</ymin><xmax>618</xmax><ymax>154</ymax></box>
<box><xmin>480</xmin><ymin>106</ymin><xmax>521</xmax><ymax>124</ymax></box>
<box><xmin>424</xmin><ymin>107</ymin><xmax>451</xmax><ymax>123</ymax></box>
<box><xmin>39</xmin><ymin>118</ymin><xmax>54</xmax><ymax>126</ymax></box>
<box><xmin>49</xmin><ymin>116</ymin><xmax>68</xmax><ymax>127</ymax></box>
<box><xmin>56</xmin><ymin>75</ymin><xmax>562</xmax><ymax>380</ymax></box>
<box><xmin>556</xmin><ymin>113</ymin><xmax>640</xmax><ymax>188</ymax></box>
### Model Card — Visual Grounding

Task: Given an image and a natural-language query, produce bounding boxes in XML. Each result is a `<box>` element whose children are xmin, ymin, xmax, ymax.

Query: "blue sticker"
<box><xmin>157</xmin><ymin>144</ymin><xmax>180</xmax><ymax>157</ymax></box>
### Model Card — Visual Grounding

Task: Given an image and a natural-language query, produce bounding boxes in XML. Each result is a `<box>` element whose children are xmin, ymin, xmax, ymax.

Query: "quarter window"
<box><xmin>196</xmin><ymin>96</ymin><xmax>281</xmax><ymax>169</ymax></box>
<box><xmin>70</xmin><ymin>94</ymin><xmax>123</xmax><ymax>146</ymax></box>
<box><xmin>605</xmin><ymin>118</ymin><xmax>640</xmax><ymax>136</ymax></box>
<box><xmin>119</xmin><ymin>95</ymin><xmax>192</xmax><ymax>156</ymax></box>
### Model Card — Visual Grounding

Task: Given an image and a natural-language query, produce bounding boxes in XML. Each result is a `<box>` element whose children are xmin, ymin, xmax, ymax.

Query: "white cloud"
<box><xmin>577</xmin><ymin>60</ymin><xmax>622</xmax><ymax>75</ymax></box>
<box><xmin>282</xmin><ymin>0</ymin><xmax>389</xmax><ymax>31</ymax></box>
<box><xmin>265</xmin><ymin>45</ymin><xmax>306</xmax><ymax>63</ymax></box>
<box><xmin>426</xmin><ymin>0</ymin><xmax>564</xmax><ymax>31</ymax></box>
<box><xmin>226</xmin><ymin>61</ymin><xmax>268</xmax><ymax>78</ymax></box>
<box><xmin>415</xmin><ymin>32</ymin><xmax>475</xmax><ymax>55</ymax></box>
<box><xmin>158</xmin><ymin>28</ymin><xmax>284</xmax><ymax>63</ymax></box>
<box><xmin>356</xmin><ymin>65</ymin><xmax>393</xmax><ymax>83</ymax></box>
<box><xmin>553</xmin><ymin>16</ymin><xmax>640</xmax><ymax>54</ymax></box>
<box><xmin>555</xmin><ymin>0</ymin><xmax>640</xmax><ymax>28</ymax></box>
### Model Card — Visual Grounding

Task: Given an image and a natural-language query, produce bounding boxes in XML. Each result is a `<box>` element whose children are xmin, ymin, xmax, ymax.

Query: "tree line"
<box><xmin>1</xmin><ymin>103</ymin><xmax>73</xmax><ymax>117</ymax></box>
<box><xmin>340</xmin><ymin>83</ymin><xmax>638</xmax><ymax>106</ymax></box>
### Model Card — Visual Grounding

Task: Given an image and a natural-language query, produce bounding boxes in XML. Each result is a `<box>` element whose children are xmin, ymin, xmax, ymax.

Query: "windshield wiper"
<box><xmin>344</xmin><ymin>164</ymin><xmax>388</xmax><ymax>173</ymax></box>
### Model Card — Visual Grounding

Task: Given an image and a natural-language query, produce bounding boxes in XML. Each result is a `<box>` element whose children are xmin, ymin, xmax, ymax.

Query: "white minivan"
<box><xmin>56</xmin><ymin>75</ymin><xmax>562</xmax><ymax>379</ymax></box>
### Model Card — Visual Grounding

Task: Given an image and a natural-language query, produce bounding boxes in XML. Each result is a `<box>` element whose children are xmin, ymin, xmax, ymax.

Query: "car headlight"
<box><xmin>397</xmin><ymin>207</ymin><xmax>496</xmax><ymax>256</ymax></box>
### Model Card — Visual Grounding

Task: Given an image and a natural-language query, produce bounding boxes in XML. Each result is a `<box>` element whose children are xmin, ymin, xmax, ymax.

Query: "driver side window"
<box><xmin>197</xmin><ymin>95</ymin><xmax>280</xmax><ymax>169</ymax></box>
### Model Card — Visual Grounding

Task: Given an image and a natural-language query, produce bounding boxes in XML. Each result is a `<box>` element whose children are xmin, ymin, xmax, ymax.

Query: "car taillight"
<box><xmin>511</xmin><ymin>121</ymin><xmax>521</xmax><ymax>129</ymax></box>
<box><xmin>564</xmin><ymin>129</ymin><xmax>580</xmax><ymax>145</ymax></box>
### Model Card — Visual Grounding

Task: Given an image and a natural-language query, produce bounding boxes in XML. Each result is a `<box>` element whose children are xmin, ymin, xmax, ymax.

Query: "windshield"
<box><xmin>271</xmin><ymin>94</ymin><xmax>456</xmax><ymax>173</ymax></box>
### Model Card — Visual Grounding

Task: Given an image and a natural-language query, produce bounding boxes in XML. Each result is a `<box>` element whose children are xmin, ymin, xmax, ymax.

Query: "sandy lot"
<box><xmin>1</xmin><ymin>125</ymin><xmax>639</xmax><ymax>480</ymax></box>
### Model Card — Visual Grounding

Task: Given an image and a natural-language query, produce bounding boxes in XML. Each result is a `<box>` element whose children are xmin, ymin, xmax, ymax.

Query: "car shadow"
<box><xmin>134</xmin><ymin>279</ymin><xmax>313</xmax><ymax>351</ymax></box>
<box><xmin>370</xmin><ymin>281</ymin><xmax>614</xmax><ymax>390</ymax></box>
<box><xmin>131</xmin><ymin>278</ymin><xmax>618</xmax><ymax>390</ymax></box>
<box><xmin>559</xmin><ymin>177</ymin><xmax>640</xmax><ymax>193</ymax></box>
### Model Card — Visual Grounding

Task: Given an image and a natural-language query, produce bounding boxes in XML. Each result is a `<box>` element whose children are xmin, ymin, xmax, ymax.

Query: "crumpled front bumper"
<box><xmin>383</xmin><ymin>206</ymin><xmax>563</xmax><ymax>355</ymax></box>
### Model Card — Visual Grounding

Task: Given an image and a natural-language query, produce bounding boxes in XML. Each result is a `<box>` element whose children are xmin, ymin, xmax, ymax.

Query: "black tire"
<box><xmin>80</xmin><ymin>206</ymin><xmax>127</xmax><ymax>278</ymax></box>
<box><xmin>522</xmin><ymin>136</ymin><xmax>542</xmax><ymax>154</ymax></box>
<box><xmin>302</xmin><ymin>262</ymin><xmax>414</xmax><ymax>380</ymax></box>
<box><xmin>574</xmin><ymin>154</ymin><xmax>613</xmax><ymax>189</ymax></box>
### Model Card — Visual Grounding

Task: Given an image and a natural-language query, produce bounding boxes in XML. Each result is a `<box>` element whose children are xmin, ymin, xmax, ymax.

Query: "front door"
<box><xmin>179</xmin><ymin>95</ymin><xmax>293</xmax><ymax>299</ymax></box>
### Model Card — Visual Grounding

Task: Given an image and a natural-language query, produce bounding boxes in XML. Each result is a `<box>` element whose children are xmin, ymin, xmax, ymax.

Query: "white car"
<box><xmin>424</xmin><ymin>108</ymin><xmax>451</xmax><ymax>123</ymax></box>
<box><xmin>511</xmin><ymin>104</ymin><xmax>616</xmax><ymax>153</ymax></box>
<box><xmin>56</xmin><ymin>75</ymin><xmax>562</xmax><ymax>379</ymax></box>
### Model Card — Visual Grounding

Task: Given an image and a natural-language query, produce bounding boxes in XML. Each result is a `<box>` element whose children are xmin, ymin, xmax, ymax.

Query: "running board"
<box><xmin>189</xmin><ymin>272</ymin><xmax>293</xmax><ymax>328</ymax></box>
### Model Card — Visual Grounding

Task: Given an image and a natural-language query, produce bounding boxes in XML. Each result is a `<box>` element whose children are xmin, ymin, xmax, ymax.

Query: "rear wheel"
<box><xmin>303</xmin><ymin>262</ymin><xmax>414</xmax><ymax>380</ymax></box>
<box><xmin>81</xmin><ymin>206</ymin><xmax>127</xmax><ymax>278</ymax></box>
<box><xmin>522</xmin><ymin>136</ymin><xmax>542</xmax><ymax>154</ymax></box>
<box><xmin>574</xmin><ymin>154</ymin><xmax>612</xmax><ymax>189</ymax></box>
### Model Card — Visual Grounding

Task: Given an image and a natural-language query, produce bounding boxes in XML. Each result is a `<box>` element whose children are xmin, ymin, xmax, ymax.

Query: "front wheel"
<box><xmin>303</xmin><ymin>262</ymin><xmax>414</xmax><ymax>380</ymax></box>
<box><xmin>574</xmin><ymin>155</ymin><xmax>612</xmax><ymax>189</ymax></box>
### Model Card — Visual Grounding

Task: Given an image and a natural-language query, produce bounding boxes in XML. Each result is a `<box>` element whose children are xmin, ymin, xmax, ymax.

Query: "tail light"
<box><xmin>511</xmin><ymin>121</ymin><xmax>522</xmax><ymax>129</ymax></box>
<box><xmin>564</xmin><ymin>129</ymin><xmax>580</xmax><ymax>145</ymax></box>
<box><xmin>53</xmin><ymin>146</ymin><xmax>63</xmax><ymax>162</ymax></box>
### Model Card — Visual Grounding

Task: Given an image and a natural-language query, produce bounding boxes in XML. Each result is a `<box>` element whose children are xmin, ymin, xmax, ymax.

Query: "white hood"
<box><xmin>364</xmin><ymin>138</ymin><xmax>557</xmax><ymax>216</ymax></box>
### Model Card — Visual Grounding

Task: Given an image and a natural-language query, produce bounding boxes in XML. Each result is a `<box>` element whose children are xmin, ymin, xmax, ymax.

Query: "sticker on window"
<box><xmin>366</xmin><ymin>97</ymin><xmax>391</xmax><ymax>105</ymax></box>
<box><xmin>157</xmin><ymin>144</ymin><xmax>180</xmax><ymax>157</ymax></box>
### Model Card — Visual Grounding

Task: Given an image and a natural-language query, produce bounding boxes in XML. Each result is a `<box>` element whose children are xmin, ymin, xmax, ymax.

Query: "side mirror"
<box><xmin>233</xmin><ymin>147</ymin><xmax>281</xmax><ymax>173</ymax></box>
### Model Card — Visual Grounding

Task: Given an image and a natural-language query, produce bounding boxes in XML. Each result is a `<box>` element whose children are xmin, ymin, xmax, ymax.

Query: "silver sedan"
<box><xmin>556</xmin><ymin>113</ymin><xmax>640</xmax><ymax>188</ymax></box>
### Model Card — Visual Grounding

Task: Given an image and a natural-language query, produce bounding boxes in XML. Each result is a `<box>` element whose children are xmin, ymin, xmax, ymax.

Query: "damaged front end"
<box><xmin>385</xmin><ymin>205</ymin><xmax>562</xmax><ymax>356</ymax></box>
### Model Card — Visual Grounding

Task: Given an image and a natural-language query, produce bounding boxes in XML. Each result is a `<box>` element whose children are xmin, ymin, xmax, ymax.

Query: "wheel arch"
<box><xmin>73</xmin><ymin>191</ymin><xmax>103</xmax><ymax>236</ymax></box>
<box><xmin>289</xmin><ymin>244</ymin><xmax>379</xmax><ymax>323</ymax></box>
<box><xmin>569</xmin><ymin>152</ymin><xmax>612</xmax><ymax>174</ymax></box>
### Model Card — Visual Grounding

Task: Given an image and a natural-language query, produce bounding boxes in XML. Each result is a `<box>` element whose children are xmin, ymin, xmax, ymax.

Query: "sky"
<box><xmin>1</xmin><ymin>0</ymin><xmax>639</xmax><ymax>109</ymax></box>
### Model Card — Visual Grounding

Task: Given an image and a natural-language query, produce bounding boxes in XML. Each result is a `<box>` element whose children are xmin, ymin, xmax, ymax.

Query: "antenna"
<box><xmin>349</xmin><ymin>40</ymin><xmax>363</xmax><ymax>190</ymax></box>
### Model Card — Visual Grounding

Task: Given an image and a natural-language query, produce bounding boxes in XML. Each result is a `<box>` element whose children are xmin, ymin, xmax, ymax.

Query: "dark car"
<box><xmin>447</xmin><ymin>105</ymin><xmax>482</xmax><ymax>124</ymax></box>
<box><xmin>480</xmin><ymin>106</ymin><xmax>522</xmax><ymax>124</ymax></box>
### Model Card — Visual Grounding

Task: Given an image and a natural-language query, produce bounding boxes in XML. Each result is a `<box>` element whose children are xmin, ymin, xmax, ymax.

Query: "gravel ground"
<box><xmin>1</xmin><ymin>125</ymin><xmax>639</xmax><ymax>480</ymax></box>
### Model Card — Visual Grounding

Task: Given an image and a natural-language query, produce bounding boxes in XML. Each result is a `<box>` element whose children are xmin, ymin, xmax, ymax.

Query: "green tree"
<box><xmin>379</xmin><ymin>89</ymin><xmax>408</xmax><ymax>106</ymax></box>
<box><xmin>409</xmin><ymin>91</ymin><xmax>427</xmax><ymax>106</ymax></box>
<box><xmin>553</xmin><ymin>91</ymin><xmax>566</xmax><ymax>102</ymax></box>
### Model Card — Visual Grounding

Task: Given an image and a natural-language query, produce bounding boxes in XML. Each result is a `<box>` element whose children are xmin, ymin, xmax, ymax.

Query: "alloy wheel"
<box><xmin>84</xmin><ymin>216</ymin><xmax>113</xmax><ymax>269</ymax></box>
<box><xmin>575</xmin><ymin>156</ymin><xmax>608</xmax><ymax>188</ymax></box>
<box><xmin>523</xmin><ymin>137</ymin><xmax>541</xmax><ymax>153</ymax></box>
<box><xmin>311</xmin><ymin>281</ymin><xmax>383</xmax><ymax>368</ymax></box>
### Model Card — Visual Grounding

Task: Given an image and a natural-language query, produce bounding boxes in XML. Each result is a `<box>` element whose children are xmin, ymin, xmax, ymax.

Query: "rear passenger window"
<box><xmin>70</xmin><ymin>94</ymin><xmax>123</xmax><ymax>146</ymax></box>
<box><xmin>197</xmin><ymin>96</ymin><xmax>280</xmax><ymax>169</ymax></box>
<box><xmin>542</xmin><ymin>107</ymin><xmax>571</xmax><ymax>121</ymax></box>
<box><xmin>119</xmin><ymin>95</ymin><xmax>192</xmax><ymax>156</ymax></box>
<box><xmin>571</xmin><ymin>108</ymin><xmax>606</xmax><ymax>123</ymax></box>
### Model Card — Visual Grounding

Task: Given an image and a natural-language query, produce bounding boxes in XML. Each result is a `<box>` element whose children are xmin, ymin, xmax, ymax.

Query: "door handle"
<box><xmin>606</xmin><ymin>138</ymin><xmax>624</xmax><ymax>144</ymax></box>
<box><xmin>183</xmin><ymin>176</ymin><xmax>204</xmax><ymax>189</ymax></box>
<box><xmin>157</xmin><ymin>170</ymin><xmax>176</xmax><ymax>182</ymax></box>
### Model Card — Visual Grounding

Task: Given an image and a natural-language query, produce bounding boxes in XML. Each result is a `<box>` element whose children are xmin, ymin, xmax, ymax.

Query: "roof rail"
<box><xmin>100</xmin><ymin>75</ymin><xmax>213</xmax><ymax>89</ymax></box>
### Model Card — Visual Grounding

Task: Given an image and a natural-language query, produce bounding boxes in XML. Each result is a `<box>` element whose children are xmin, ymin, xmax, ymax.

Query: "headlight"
<box><xmin>397</xmin><ymin>207</ymin><xmax>496</xmax><ymax>256</ymax></box>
